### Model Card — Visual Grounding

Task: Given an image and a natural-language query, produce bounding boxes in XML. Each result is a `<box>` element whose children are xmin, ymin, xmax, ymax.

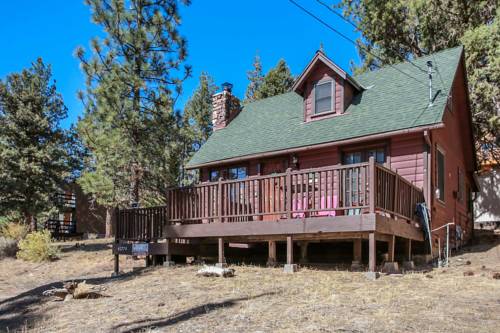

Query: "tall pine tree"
<box><xmin>244</xmin><ymin>54</ymin><xmax>264</xmax><ymax>102</ymax></box>
<box><xmin>183</xmin><ymin>72</ymin><xmax>217</xmax><ymax>152</ymax></box>
<box><xmin>76</xmin><ymin>0</ymin><xmax>192</xmax><ymax>224</ymax></box>
<box><xmin>246</xmin><ymin>58</ymin><xmax>294</xmax><ymax>102</ymax></box>
<box><xmin>338</xmin><ymin>0</ymin><xmax>498</xmax><ymax>164</ymax></box>
<box><xmin>179</xmin><ymin>72</ymin><xmax>217</xmax><ymax>184</ymax></box>
<box><xmin>0</xmin><ymin>59</ymin><xmax>77</xmax><ymax>231</ymax></box>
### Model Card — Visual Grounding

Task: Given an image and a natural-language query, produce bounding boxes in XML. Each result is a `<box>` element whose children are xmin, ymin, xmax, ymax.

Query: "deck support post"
<box><xmin>286</xmin><ymin>236</ymin><xmax>293</xmax><ymax>264</ymax></box>
<box><xmin>267</xmin><ymin>241</ymin><xmax>277</xmax><ymax>267</ymax></box>
<box><xmin>368</xmin><ymin>232</ymin><xmax>376</xmax><ymax>272</ymax></box>
<box><xmin>163</xmin><ymin>238</ymin><xmax>175</xmax><ymax>267</ymax></box>
<box><xmin>216</xmin><ymin>237</ymin><xmax>227</xmax><ymax>268</ymax></box>
<box><xmin>406</xmin><ymin>238</ymin><xmax>412</xmax><ymax>261</ymax></box>
<box><xmin>284</xmin><ymin>236</ymin><xmax>297</xmax><ymax>273</ymax></box>
<box><xmin>382</xmin><ymin>234</ymin><xmax>400</xmax><ymax>273</ymax></box>
<box><xmin>351</xmin><ymin>238</ymin><xmax>363</xmax><ymax>270</ymax></box>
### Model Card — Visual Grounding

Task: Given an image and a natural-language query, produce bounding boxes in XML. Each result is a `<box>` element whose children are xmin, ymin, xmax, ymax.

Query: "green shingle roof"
<box><xmin>187</xmin><ymin>46</ymin><xmax>463</xmax><ymax>168</ymax></box>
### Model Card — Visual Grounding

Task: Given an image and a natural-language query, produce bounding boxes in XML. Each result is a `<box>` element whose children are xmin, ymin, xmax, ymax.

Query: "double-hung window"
<box><xmin>436</xmin><ymin>148</ymin><xmax>445</xmax><ymax>202</ymax></box>
<box><xmin>314</xmin><ymin>81</ymin><xmax>334</xmax><ymax>114</ymax></box>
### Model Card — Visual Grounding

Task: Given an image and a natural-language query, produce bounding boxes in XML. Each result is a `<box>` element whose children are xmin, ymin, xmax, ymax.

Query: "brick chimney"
<box><xmin>212</xmin><ymin>82</ymin><xmax>241</xmax><ymax>131</ymax></box>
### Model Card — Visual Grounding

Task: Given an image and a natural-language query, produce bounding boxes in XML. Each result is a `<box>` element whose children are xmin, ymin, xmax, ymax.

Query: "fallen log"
<box><xmin>196</xmin><ymin>265</ymin><xmax>235</xmax><ymax>278</ymax></box>
<box><xmin>43</xmin><ymin>281</ymin><xmax>108</xmax><ymax>300</ymax></box>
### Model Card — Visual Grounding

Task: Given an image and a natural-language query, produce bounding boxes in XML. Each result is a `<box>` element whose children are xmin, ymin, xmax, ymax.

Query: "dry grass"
<box><xmin>1</xmin><ymin>232</ymin><xmax>499</xmax><ymax>333</ymax></box>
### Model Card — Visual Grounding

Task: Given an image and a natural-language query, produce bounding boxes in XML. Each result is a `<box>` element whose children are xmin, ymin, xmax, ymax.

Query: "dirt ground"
<box><xmin>1</xmin><ymin>231</ymin><xmax>499</xmax><ymax>333</ymax></box>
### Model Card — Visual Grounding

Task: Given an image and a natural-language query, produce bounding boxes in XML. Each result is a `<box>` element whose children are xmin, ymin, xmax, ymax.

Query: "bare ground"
<box><xmin>1</xmin><ymin>231</ymin><xmax>499</xmax><ymax>333</ymax></box>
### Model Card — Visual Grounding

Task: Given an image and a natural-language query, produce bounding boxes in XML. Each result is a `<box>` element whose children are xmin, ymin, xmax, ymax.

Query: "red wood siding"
<box><xmin>296</xmin><ymin>146</ymin><xmax>339</xmax><ymax>169</ymax></box>
<box><xmin>430</xmin><ymin>60</ymin><xmax>474</xmax><ymax>243</ymax></box>
<box><xmin>390</xmin><ymin>134</ymin><xmax>425</xmax><ymax>188</ymax></box>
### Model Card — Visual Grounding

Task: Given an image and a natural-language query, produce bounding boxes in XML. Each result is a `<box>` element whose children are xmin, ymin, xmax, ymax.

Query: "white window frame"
<box><xmin>313</xmin><ymin>79</ymin><xmax>335</xmax><ymax>115</ymax></box>
<box><xmin>436</xmin><ymin>146</ymin><xmax>446</xmax><ymax>203</ymax></box>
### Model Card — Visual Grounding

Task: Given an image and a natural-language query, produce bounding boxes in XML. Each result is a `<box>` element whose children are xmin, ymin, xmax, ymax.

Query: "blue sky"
<box><xmin>0</xmin><ymin>1</ymin><xmax>360</xmax><ymax>128</ymax></box>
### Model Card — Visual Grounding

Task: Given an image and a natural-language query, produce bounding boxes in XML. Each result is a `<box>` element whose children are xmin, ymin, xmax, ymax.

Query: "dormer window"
<box><xmin>292</xmin><ymin>50</ymin><xmax>362</xmax><ymax>122</ymax></box>
<box><xmin>314</xmin><ymin>81</ymin><xmax>334</xmax><ymax>114</ymax></box>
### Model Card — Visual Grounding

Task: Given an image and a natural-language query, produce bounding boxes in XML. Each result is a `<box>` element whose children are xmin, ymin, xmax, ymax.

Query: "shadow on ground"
<box><xmin>0</xmin><ymin>268</ymin><xmax>144</xmax><ymax>332</ymax></box>
<box><xmin>465</xmin><ymin>229</ymin><xmax>500</xmax><ymax>254</ymax></box>
<box><xmin>111</xmin><ymin>291</ymin><xmax>277</xmax><ymax>333</ymax></box>
<box><xmin>59</xmin><ymin>241</ymin><xmax>112</xmax><ymax>254</ymax></box>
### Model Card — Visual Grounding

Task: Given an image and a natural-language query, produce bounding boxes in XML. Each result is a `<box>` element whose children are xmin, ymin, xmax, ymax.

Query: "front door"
<box><xmin>342</xmin><ymin>148</ymin><xmax>386</xmax><ymax>214</ymax></box>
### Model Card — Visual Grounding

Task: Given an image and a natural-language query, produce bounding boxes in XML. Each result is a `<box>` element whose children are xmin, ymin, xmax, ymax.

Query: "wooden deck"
<box><xmin>113</xmin><ymin>158</ymin><xmax>425</xmax><ymax>272</ymax></box>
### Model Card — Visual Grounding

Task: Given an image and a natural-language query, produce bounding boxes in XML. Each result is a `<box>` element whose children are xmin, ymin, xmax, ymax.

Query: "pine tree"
<box><xmin>0</xmin><ymin>59</ymin><xmax>77</xmax><ymax>231</ymax></box>
<box><xmin>76</xmin><ymin>0</ymin><xmax>191</xmax><ymax>225</ymax></box>
<box><xmin>183</xmin><ymin>72</ymin><xmax>217</xmax><ymax>151</ymax></box>
<box><xmin>254</xmin><ymin>59</ymin><xmax>294</xmax><ymax>100</ymax></box>
<box><xmin>338</xmin><ymin>0</ymin><xmax>498</xmax><ymax>163</ymax></box>
<box><xmin>244</xmin><ymin>54</ymin><xmax>264</xmax><ymax>102</ymax></box>
<box><xmin>178</xmin><ymin>73</ymin><xmax>217</xmax><ymax>184</ymax></box>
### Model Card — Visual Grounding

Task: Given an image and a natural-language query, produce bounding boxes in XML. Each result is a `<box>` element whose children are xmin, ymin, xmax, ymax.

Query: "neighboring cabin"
<box><xmin>114</xmin><ymin>46</ymin><xmax>477</xmax><ymax>272</ymax></box>
<box><xmin>474</xmin><ymin>163</ymin><xmax>500</xmax><ymax>228</ymax></box>
<box><xmin>45</xmin><ymin>183</ymin><xmax>108</xmax><ymax>238</ymax></box>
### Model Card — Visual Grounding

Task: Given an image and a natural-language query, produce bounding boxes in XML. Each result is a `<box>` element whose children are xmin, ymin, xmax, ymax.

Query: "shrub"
<box><xmin>1</xmin><ymin>222</ymin><xmax>28</xmax><ymax>241</ymax></box>
<box><xmin>0</xmin><ymin>237</ymin><xmax>18</xmax><ymax>259</ymax></box>
<box><xmin>17</xmin><ymin>230</ymin><xmax>59</xmax><ymax>262</ymax></box>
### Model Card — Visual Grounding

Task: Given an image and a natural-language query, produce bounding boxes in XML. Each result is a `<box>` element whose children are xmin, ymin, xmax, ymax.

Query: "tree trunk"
<box><xmin>105</xmin><ymin>207</ymin><xmax>113</xmax><ymax>238</ymax></box>
<box><xmin>25</xmin><ymin>212</ymin><xmax>36</xmax><ymax>232</ymax></box>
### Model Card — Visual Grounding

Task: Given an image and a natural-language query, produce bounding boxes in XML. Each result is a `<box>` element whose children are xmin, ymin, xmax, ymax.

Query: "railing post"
<box><xmin>217</xmin><ymin>177</ymin><xmax>223</xmax><ymax>223</ymax></box>
<box><xmin>286</xmin><ymin>168</ymin><xmax>292</xmax><ymax>219</ymax></box>
<box><xmin>394</xmin><ymin>170</ymin><xmax>399</xmax><ymax>214</ymax></box>
<box><xmin>368</xmin><ymin>156</ymin><xmax>376</xmax><ymax>213</ymax></box>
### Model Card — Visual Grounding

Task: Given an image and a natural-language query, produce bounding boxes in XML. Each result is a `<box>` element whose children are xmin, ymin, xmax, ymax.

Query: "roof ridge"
<box><xmin>242</xmin><ymin>91</ymin><xmax>296</xmax><ymax>108</ymax></box>
<box><xmin>355</xmin><ymin>46</ymin><xmax>463</xmax><ymax>79</ymax></box>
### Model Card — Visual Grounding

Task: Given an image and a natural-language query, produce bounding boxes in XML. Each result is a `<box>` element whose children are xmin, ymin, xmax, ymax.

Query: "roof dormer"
<box><xmin>293</xmin><ymin>50</ymin><xmax>362</xmax><ymax>122</ymax></box>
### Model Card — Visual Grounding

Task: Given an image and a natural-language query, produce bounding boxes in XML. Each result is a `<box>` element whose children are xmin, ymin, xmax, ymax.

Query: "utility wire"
<box><xmin>431</xmin><ymin>53</ymin><xmax>447</xmax><ymax>90</ymax></box>
<box><xmin>288</xmin><ymin>0</ymin><xmax>427</xmax><ymax>87</ymax></box>
<box><xmin>315</xmin><ymin>0</ymin><xmax>428</xmax><ymax>74</ymax></box>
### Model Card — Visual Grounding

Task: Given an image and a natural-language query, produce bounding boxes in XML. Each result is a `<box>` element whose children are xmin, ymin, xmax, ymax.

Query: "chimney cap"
<box><xmin>222</xmin><ymin>82</ymin><xmax>233</xmax><ymax>92</ymax></box>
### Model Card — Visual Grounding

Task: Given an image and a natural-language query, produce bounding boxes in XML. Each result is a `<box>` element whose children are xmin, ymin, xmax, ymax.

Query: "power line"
<box><xmin>315</xmin><ymin>0</ymin><xmax>428</xmax><ymax>74</ymax></box>
<box><xmin>288</xmin><ymin>0</ymin><xmax>427</xmax><ymax>87</ymax></box>
<box><xmin>431</xmin><ymin>53</ymin><xmax>447</xmax><ymax>90</ymax></box>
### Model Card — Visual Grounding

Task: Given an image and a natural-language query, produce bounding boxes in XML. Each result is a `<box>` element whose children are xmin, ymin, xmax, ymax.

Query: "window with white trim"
<box><xmin>314</xmin><ymin>81</ymin><xmax>334</xmax><ymax>114</ymax></box>
<box><xmin>436</xmin><ymin>148</ymin><xmax>445</xmax><ymax>202</ymax></box>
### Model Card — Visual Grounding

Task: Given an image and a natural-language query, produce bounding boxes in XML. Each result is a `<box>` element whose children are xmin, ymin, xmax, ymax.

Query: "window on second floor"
<box><xmin>314</xmin><ymin>81</ymin><xmax>334</xmax><ymax>114</ymax></box>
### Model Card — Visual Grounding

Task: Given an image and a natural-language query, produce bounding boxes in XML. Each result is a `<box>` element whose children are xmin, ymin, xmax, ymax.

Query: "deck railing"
<box><xmin>116</xmin><ymin>207</ymin><xmax>166</xmax><ymax>241</ymax></box>
<box><xmin>45</xmin><ymin>219</ymin><xmax>77</xmax><ymax>235</ymax></box>
<box><xmin>116</xmin><ymin>158</ymin><xmax>424</xmax><ymax>241</ymax></box>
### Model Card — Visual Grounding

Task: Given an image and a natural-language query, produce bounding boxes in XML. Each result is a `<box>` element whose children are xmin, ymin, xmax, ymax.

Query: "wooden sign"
<box><xmin>132</xmin><ymin>243</ymin><xmax>149</xmax><ymax>256</ymax></box>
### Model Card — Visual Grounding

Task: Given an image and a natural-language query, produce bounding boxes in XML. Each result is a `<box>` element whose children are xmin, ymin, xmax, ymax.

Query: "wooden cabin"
<box><xmin>113</xmin><ymin>46</ymin><xmax>477</xmax><ymax>273</ymax></box>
